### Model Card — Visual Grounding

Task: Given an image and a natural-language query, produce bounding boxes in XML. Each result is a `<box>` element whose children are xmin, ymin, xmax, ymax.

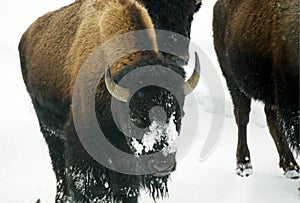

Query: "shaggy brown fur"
<box><xmin>20</xmin><ymin>0</ymin><xmax>158</xmax><ymax>111</ymax></box>
<box><xmin>213</xmin><ymin>0</ymin><xmax>299</xmax><ymax>177</ymax></box>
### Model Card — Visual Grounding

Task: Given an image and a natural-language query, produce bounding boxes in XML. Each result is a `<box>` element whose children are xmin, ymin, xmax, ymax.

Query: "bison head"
<box><xmin>104</xmin><ymin>53</ymin><xmax>200</xmax><ymax>177</ymax></box>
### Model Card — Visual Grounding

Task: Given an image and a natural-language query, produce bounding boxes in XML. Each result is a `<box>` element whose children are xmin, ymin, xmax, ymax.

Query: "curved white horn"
<box><xmin>184</xmin><ymin>52</ymin><xmax>200</xmax><ymax>95</ymax></box>
<box><xmin>105</xmin><ymin>65</ymin><xmax>130</xmax><ymax>102</ymax></box>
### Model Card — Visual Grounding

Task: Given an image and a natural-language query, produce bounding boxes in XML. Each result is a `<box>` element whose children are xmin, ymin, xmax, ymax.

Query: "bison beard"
<box><xmin>18</xmin><ymin>0</ymin><xmax>200</xmax><ymax>202</ymax></box>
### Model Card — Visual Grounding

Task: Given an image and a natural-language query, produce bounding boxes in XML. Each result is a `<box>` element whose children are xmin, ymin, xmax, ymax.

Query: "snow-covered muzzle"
<box><xmin>126</xmin><ymin>112</ymin><xmax>179</xmax><ymax>177</ymax></box>
<box><xmin>130</xmin><ymin>116</ymin><xmax>179</xmax><ymax>156</ymax></box>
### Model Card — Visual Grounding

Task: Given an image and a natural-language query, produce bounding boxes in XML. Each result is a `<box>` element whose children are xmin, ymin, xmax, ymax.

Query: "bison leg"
<box><xmin>264</xmin><ymin>106</ymin><xmax>299</xmax><ymax>178</ymax></box>
<box><xmin>229</xmin><ymin>85</ymin><xmax>252</xmax><ymax>177</ymax></box>
<box><xmin>30</xmin><ymin>98</ymin><xmax>71</xmax><ymax>201</ymax></box>
<box><xmin>65</xmin><ymin>164</ymin><xmax>109</xmax><ymax>202</ymax></box>
<box><xmin>63</xmin><ymin>119</ymin><xmax>140</xmax><ymax>202</ymax></box>
<box><xmin>64</xmin><ymin>161</ymin><xmax>140</xmax><ymax>203</ymax></box>
<box><xmin>40</xmin><ymin>127</ymin><xmax>71</xmax><ymax>202</ymax></box>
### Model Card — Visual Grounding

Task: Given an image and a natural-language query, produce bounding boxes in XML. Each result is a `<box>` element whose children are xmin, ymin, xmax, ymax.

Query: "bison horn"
<box><xmin>183</xmin><ymin>52</ymin><xmax>200</xmax><ymax>95</ymax></box>
<box><xmin>196</xmin><ymin>0</ymin><xmax>202</xmax><ymax>5</ymax></box>
<box><xmin>105</xmin><ymin>65</ymin><xmax>130</xmax><ymax>102</ymax></box>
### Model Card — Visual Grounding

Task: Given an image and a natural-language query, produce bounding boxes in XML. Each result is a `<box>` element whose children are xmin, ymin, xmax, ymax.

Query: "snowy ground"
<box><xmin>0</xmin><ymin>0</ymin><xmax>299</xmax><ymax>202</ymax></box>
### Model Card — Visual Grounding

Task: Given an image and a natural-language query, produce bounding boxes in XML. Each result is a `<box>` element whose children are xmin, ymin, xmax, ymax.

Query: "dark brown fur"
<box><xmin>139</xmin><ymin>0</ymin><xmax>202</xmax><ymax>64</ymax></box>
<box><xmin>140</xmin><ymin>0</ymin><xmax>201</xmax><ymax>37</ymax></box>
<box><xmin>213</xmin><ymin>0</ymin><xmax>299</xmax><ymax>177</ymax></box>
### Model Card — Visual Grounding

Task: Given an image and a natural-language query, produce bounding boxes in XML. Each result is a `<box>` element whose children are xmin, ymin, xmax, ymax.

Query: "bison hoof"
<box><xmin>285</xmin><ymin>170</ymin><xmax>300</xmax><ymax>179</ymax></box>
<box><xmin>236</xmin><ymin>163</ymin><xmax>253</xmax><ymax>177</ymax></box>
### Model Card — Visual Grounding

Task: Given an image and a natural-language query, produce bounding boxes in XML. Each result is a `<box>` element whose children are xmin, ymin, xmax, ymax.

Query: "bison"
<box><xmin>213</xmin><ymin>0</ymin><xmax>299</xmax><ymax>177</ymax></box>
<box><xmin>19</xmin><ymin>0</ymin><xmax>200</xmax><ymax>202</ymax></box>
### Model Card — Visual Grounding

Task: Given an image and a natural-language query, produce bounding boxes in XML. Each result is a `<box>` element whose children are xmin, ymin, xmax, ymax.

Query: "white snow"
<box><xmin>130</xmin><ymin>116</ymin><xmax>179</xmax><ymax>155</ymax></box>
<box><xmin>0</xmin><ymin>0</ymin><xmax>299</xmax><ymax>202</ymax></box>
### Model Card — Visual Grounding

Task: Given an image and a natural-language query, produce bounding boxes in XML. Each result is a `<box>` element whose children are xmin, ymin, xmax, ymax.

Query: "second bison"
<box><xmin>213</xmin><ymin>0</ymin><xmax>299</xmax><ymax>177</ymax></box>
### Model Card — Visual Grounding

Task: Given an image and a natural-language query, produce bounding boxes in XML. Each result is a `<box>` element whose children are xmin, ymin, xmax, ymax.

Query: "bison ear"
<box><xmin>183</xmin><ymin>52</ymin><xmax>200</xmax><ymax>95</ymax></box>
<box><xmin>105</xmin><ymin>65</ymin><xmax>130</xmax><ymax>102</ymax></box>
